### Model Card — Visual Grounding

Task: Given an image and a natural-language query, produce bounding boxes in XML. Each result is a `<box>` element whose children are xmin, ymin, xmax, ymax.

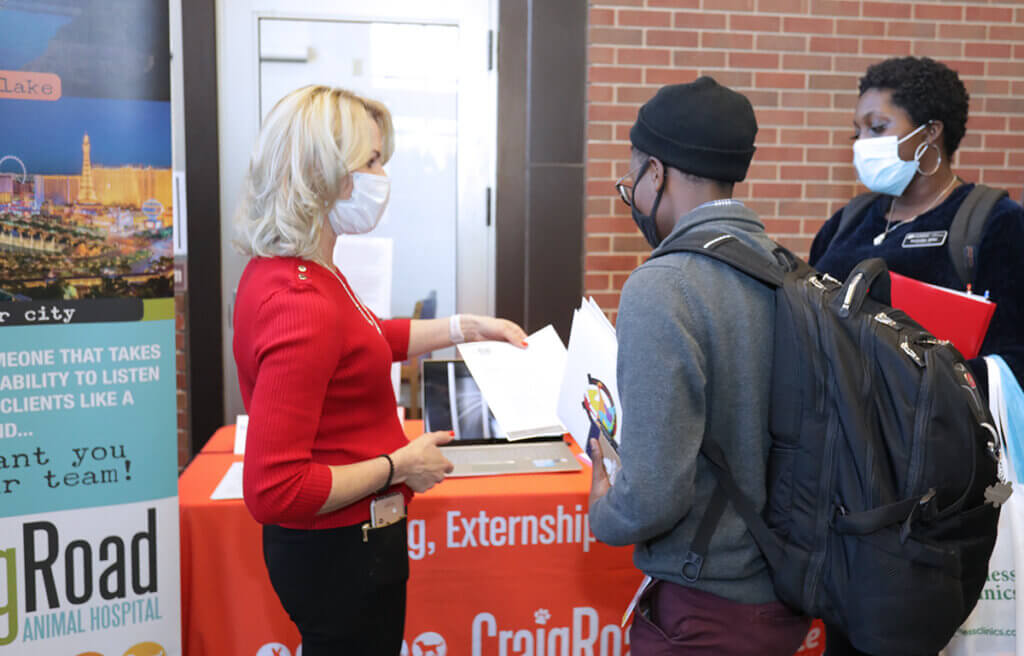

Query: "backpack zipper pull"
<box><xmin>873</xmin><ymin>312</ymin><xmax>901</xmax><ymax>330</ymax></box>
<box><xmin>900</xmin><ymin>336</ymin><xmax>925</xmax><ymax>367</ymax></box>
<box><xmin>900</xmin><ymin>488</ymin><xmax>937</xmax><ymax>543</ymax></box>
<box><xmin>839</xmin><ymin>272</ymin><xmax>864</xmax><ymax>317</ymax></box>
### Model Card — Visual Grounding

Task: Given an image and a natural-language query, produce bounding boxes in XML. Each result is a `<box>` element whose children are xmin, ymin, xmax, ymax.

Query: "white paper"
<box><xmin>587</xmin><ymin>296</ymin><xmax>617</xmax><ymax>337</ymax></box>
<box><xmin>391</xmin><ymin>361</ymin><xmax>401</xmax><ymax>404</ymax></box>
<box><xmin>210</xmin><ymin>462</ymin><xmax>245</xmax><ymax>500</ymax></box>
<box><xmin>622</xmin><ymin>575</ymin><xmax>652</xmax><ymax>628</ymax></box>
<box><xmin>333</xmin><ymin>235</ymin><xmax>394</xmax><ymax>318</ymax></box>
<box><xmin>457</xmin><ymin>325</ymin><xmax>568</xmax><ymax>440</ymax></box>
<box><xmin>558</xmin><ymin>299</ymin><xmax>623</xmax><ymax>459</ymax></box>
<box><xmin>233</xmin><ymin>414</ymin><xmax>248</xmax><ymax>455</ymax></box>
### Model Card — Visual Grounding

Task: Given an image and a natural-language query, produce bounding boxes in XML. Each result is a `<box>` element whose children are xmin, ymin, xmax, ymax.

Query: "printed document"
<box><xmin>457</xmin><ymin>325</ymin><xmax>568</xmax><ymax>440</ymax></box>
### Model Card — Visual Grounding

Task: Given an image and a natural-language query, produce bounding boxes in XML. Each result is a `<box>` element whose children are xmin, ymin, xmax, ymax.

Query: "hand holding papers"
<box><xmin>456</xmin><ymin>325</ymin><xmax>568</xmax><ymax>440</ymax></box>
<box><xmin>557</xmin><ymin>299</ymin><xmax>622</xmax><ymax>482</ymax></box>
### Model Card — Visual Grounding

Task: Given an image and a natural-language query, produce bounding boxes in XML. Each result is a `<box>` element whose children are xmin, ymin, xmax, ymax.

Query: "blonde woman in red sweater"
<box><xmin>232</xmin><ymin>85</ymin><xmax>527</xmax><ymax>655</ymax></box>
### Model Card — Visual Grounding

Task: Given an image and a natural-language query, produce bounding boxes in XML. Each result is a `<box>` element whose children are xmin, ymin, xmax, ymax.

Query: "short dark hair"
<box><xmin>858</xmin><ymin>57</ymin><xmax>969</xmax><ymax>156</ymax></box>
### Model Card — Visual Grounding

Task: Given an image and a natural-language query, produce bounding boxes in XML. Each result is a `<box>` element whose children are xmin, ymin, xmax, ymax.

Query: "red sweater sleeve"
<box><xmin>241</xmin><ymin>286</ymin><xmax>337</xmax><ymax>524</ymax></box>
<box><xmin>380</xmin><ymin>318</ymin><xmax>411</xmax><ymax>361</ymax></box>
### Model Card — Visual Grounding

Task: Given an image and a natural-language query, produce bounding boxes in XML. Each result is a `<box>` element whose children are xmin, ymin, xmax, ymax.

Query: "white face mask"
<box><xmin>852</xmin><ymin>123</ymin><xmax>930</xmax><ymax>196</ymax></box>
<box><xmin>327</xmin><ymin>172</ymin><xmax>391</xmax><ymax>235</ymax></box>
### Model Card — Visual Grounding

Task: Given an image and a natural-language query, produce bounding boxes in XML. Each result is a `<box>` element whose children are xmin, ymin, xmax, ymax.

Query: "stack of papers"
<box><xmin>457</xmin><ymin>325</ymin><xmax>568</xmax><ymax>440</ymax></box>
<box><xmin>454</xmin><ymin>299</ymin><xmax>624</xmax><ymax>480</ymax></box>
<box><xmin>557</xmin><ymin>299</ymin><xmax>622</xmax><ymax>479</ymax></box>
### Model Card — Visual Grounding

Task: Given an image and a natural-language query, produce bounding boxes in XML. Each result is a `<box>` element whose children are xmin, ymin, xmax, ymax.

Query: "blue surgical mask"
<box><xmin>852</xmin><ymin>123</ymin><xmax>930</xmax><ymax>196</ymax></box>
<box><xmin>630</xmin><ymin>161</ymin><xmax>665</xmax><ymax>248</ymax></box>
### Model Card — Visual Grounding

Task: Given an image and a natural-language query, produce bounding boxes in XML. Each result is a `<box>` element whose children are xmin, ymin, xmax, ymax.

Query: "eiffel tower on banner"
<box><xmin>79</xmin><ymin>132</ymin><xmax>99</xmax><ymax>204</ymax></box>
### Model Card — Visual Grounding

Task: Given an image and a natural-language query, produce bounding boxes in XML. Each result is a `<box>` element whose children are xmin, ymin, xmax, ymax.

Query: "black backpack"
<box><xmin>832</xmin><ymin>184</ymin><xmax>1008</xmax><ymax>291</ymax></box>
<box><xmin>650</xmin><ymin>231</ymin><xmax>1010</xmax><ymax>656</ymax></box>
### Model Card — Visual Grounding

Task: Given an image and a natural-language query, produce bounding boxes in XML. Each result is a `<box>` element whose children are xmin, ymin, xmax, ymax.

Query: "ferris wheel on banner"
<box><xmin>0</xmin><ymin>155</ymin><xmax>28</xmax><ymax>183</ymax></box>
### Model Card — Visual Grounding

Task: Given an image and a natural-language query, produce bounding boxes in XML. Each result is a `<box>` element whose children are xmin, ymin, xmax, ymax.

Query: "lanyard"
<box><xmin>320</xmin><ymin>262</ymin><xmax>383</xmax><ymax>336</ymax></box>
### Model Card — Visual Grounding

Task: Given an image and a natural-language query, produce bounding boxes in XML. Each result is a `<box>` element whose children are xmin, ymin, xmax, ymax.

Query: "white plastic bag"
<box><xmin>943</xmin><ymin>356</ymin><xmax>1024</xmax><ymax>656</ymax></box>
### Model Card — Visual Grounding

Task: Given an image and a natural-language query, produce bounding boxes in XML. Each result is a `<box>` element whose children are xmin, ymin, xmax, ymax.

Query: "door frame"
<box><xmin>215</xmin><ymin>0</ymin><xmax>498</xmax><ymax>425</ymax></box>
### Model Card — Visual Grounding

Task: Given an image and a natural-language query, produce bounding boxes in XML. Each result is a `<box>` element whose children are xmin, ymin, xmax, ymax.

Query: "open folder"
<box><xmin>888</xmin><ymin>271</ymin><xmax>996</xmax><ymax>359</ymax></box>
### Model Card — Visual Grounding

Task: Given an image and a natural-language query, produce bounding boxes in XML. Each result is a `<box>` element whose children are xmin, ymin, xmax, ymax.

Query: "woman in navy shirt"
<box><xmin>810</xmin><ymin>56</ymin><xmax>1024</xmax><ymax>404</ymax></box>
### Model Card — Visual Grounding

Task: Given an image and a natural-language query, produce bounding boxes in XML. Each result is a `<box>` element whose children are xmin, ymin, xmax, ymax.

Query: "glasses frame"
<box><xmin>614</xmin><ymin>160</ymin><xmax>651</xmax><ymax>207</ymax></box>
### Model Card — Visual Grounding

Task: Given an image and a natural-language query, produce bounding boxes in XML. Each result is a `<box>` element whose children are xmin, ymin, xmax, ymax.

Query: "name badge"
<box><xmin>902</xmin><ymin>231</ymin><xmax>948</xmax><ymax>248</ymax></box>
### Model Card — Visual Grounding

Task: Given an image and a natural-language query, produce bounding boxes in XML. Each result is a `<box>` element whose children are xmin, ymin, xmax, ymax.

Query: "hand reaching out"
<box><xmin>459</xmin><ymin>315</ymin><xmax>528</xmax><ymax>348</ymax></box>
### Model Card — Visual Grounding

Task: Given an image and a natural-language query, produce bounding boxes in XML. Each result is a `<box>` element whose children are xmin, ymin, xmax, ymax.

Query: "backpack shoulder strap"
<box><xmin>680</xmin><ymin>439</ymin><xmax>788</xmax><ymax>583</ymax></box>
<box><xmin>831</xmin><ymin>192</ymin><xmax>883</xmax><ymax>248</ymax></box>
<box><xmin>650</xmin><ymin>232</ymin><xmax>791</xmax><ymax>288</ymax></box>
<box><xmin>947</xmin><ymin>183</ymin><xmax>1008</xmax><ymax>290</ymax></box>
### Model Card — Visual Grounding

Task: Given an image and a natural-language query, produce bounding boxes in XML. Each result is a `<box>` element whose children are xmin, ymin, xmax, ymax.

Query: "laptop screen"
<box><xmin>421</xmin><ymin>360</ymin><xmax>506</xmax><ymax>441</ymax></box>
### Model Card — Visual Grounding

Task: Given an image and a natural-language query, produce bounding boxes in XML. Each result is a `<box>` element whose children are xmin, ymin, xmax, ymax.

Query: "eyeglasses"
<box><xmin>614</xmin><ymin>160</ymin><xmax>650</xmax><ymax>207</ymax></box>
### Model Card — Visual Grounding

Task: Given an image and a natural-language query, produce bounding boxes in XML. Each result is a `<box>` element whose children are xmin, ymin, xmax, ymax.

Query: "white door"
<box><xmin>217</xmin><ymin>1</ymin><xmax>497</xmax><ymax>422</ymax></box>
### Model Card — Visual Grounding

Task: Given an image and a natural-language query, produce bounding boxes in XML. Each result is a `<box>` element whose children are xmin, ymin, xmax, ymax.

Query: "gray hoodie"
<box><xmin>589</xmin><ymin>200</ymin><xmax>780</xmax><ymax>604</ymax></box>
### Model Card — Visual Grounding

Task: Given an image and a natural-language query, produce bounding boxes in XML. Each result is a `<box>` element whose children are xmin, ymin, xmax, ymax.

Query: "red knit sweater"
<box><xmin>233</xmin><ymin>256</ymin><xmax>413</xmax><ymax>529</ymax></box>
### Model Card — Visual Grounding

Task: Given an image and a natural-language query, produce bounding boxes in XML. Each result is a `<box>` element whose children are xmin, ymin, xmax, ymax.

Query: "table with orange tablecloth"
<box><xmin>179</xmin><ymin>423</ymin><xmax>826</xmax><ymax>655</ymax></box>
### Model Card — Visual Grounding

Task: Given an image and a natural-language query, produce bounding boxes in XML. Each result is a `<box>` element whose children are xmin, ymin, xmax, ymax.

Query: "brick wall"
<box><xmin>585</xmin><ymin>0</ymin><xmax>1024</xmax><ymax>320</ymax></box>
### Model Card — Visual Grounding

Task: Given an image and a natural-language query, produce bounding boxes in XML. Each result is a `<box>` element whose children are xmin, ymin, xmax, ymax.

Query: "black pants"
<box><xmin>262</xmin><ymin>520</ymin><xmax>409</xmax><ymax>655</ymax></box>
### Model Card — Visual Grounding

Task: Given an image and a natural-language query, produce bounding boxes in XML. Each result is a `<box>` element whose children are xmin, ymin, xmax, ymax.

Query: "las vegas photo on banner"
<box><xmin>0</xmin><ymin>2</ymin><xmax>181</xmax><ymax>654</ymax></box>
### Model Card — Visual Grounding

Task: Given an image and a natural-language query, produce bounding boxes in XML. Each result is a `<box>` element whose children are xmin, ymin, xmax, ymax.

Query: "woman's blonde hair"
<box><xmin>233</xmin><ymin>85</ymin><xmax>394</xmax><ymax>258</ymax></box>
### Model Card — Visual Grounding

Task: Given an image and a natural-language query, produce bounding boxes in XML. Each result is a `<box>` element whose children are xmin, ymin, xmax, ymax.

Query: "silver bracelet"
<box><xmin>449</xmin><ymin>314</ymin><xmax>465</xmax><ymax>344</ymax></box>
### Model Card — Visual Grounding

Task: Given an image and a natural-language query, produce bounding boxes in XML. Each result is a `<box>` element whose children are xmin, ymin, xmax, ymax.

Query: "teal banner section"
<box><xmin>0</xmin><ymin>320</ymin><xmax>176</xmax><ymax>517</ymax></box>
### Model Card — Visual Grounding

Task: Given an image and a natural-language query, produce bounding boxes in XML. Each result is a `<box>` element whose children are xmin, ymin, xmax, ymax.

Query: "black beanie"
<box><xmin>629</xmin><ymin>76</ymin><xmax>758</xmax><ymax>183</ymax></box>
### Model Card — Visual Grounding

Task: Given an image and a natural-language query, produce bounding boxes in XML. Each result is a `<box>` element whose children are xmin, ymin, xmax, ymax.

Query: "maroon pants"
<box><xmin>630</xmin><ymin>579</ymin><xmax>811</xmax><ymax>656</ymax></box>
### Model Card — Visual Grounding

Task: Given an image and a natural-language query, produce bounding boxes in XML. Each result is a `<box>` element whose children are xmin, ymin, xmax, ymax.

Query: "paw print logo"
<box><xmin>534</xmin><ymin>608</ymin><xmax>551</xmax><ymax>625</ymax></box>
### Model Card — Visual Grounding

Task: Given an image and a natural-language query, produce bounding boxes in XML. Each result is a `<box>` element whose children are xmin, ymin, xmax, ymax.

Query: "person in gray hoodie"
<box><xmin>587</xmin><ymin>77</ymin><xmax>811</xmax><ymax>655</ymax></box>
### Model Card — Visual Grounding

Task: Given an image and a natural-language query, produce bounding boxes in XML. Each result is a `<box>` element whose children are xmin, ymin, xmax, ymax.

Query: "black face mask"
<box><xmin>630</xmin><ymin>160</ymin><xmax>665</xmax><ymax>248</ymax></box>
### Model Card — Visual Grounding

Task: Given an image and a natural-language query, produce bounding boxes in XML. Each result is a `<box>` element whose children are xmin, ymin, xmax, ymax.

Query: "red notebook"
<box><xmin>888</xmin><ymin>271</ymin><xmax>996</xmax><ymax>359</ymax></box>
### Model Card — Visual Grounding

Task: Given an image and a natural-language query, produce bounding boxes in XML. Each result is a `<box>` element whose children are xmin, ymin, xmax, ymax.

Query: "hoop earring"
<box><xmin>915</xmin><ymin>142</ymin><xmax>942</xmax><ymax>176</ymax></box>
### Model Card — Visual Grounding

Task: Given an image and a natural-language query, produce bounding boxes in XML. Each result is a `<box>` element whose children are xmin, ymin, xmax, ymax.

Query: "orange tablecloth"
<box><xmin>180</xmin><ymin>423</ymin><xmax>826</xmax><ymax>655</ymax></box>
<box><xmin>180</xmin><ymin>422</ymin><xmax>642</xmax><ymax>655</ymax></box>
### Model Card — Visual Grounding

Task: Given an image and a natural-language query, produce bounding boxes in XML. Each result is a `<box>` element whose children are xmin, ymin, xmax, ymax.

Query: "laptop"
<box><xmin>421</xmin><ymin>359</ymin><xmax>582</xmax><ymax>477</ymax></box>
